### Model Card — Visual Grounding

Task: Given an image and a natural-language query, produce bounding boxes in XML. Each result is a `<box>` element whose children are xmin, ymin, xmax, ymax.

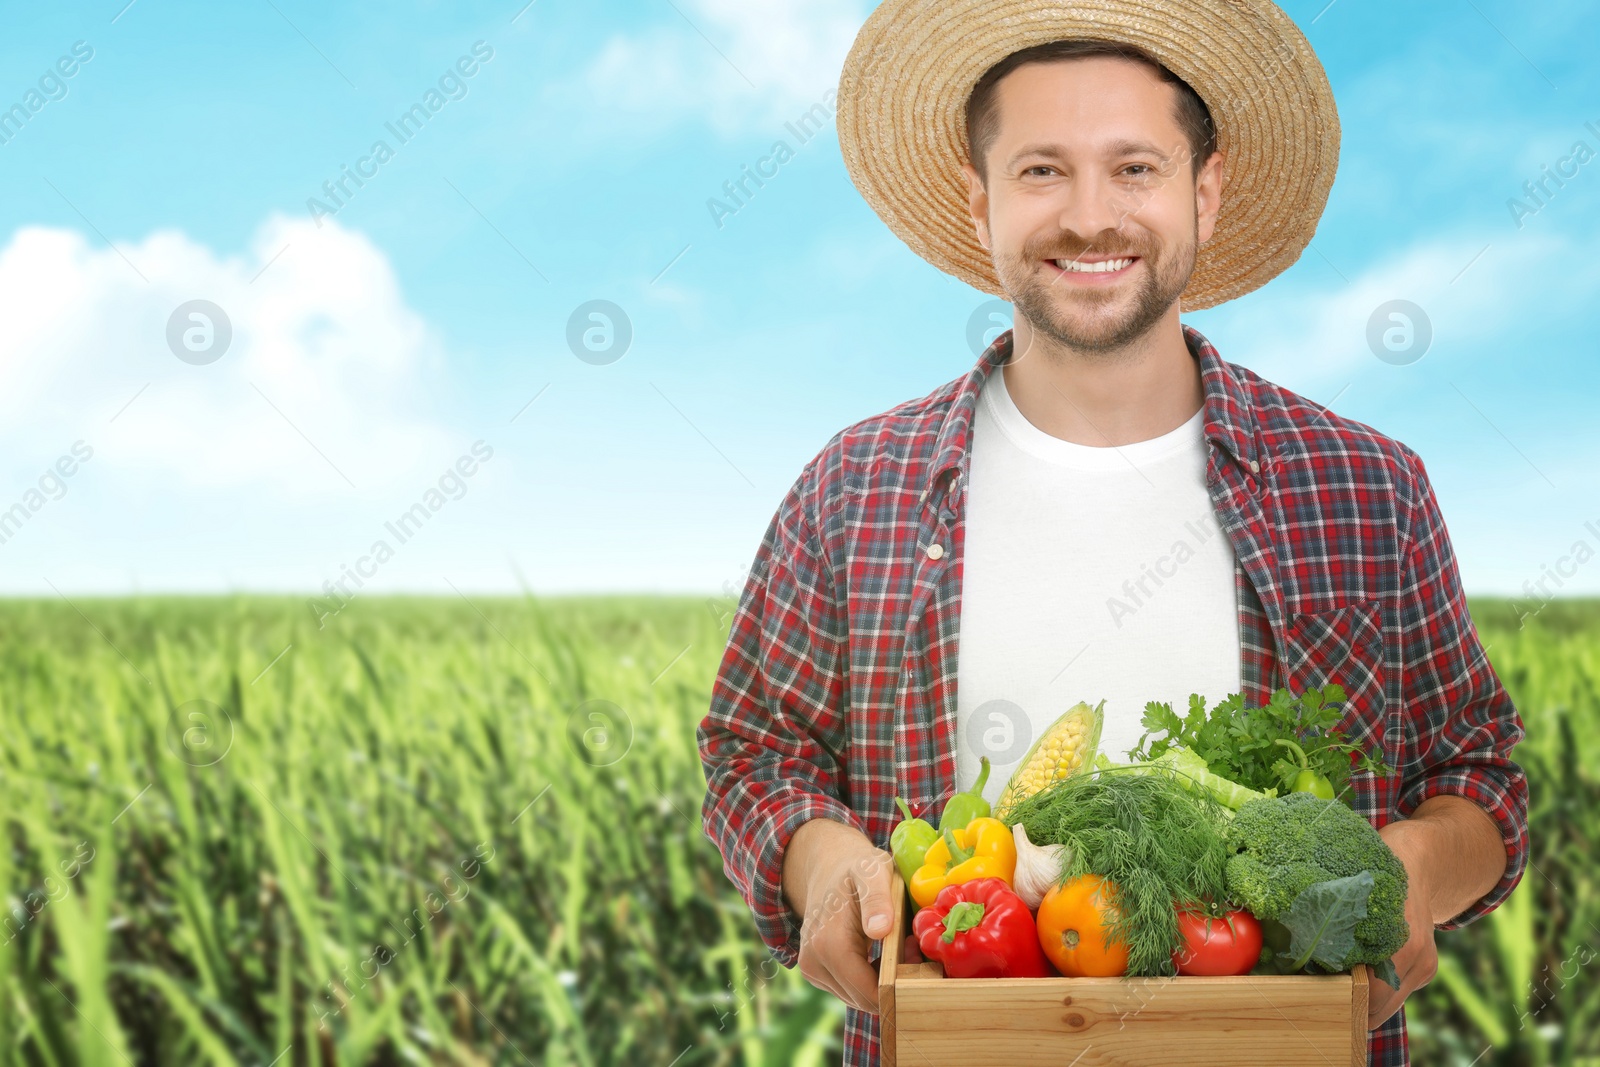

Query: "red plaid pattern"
<box><xmin>697</xmin><ymin>323</ymin><xmax>1529</xmax><ymax>1067</ymax></box>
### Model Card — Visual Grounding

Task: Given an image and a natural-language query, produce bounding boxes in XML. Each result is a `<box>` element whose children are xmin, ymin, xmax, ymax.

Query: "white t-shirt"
<box><xmin>953</xmin><ymin>363</ymin><xmax>1243</xmax><ymax>807</ymax></box>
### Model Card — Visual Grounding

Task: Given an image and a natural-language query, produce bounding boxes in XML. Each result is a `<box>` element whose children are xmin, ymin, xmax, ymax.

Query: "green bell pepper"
<box><xmin>891</xmin><ymin>796</ymin><xmax>939</xmax><ymax>884</ymax></box>
<box><xmin>937</xmin><ymin>756</ymin><xmax>992</xmax><ymax>832</ymax></box>
<box><xmin>1275</xmin><ymin>738</ymin><xmax>1335</xmax><ymax>800</ymax></box>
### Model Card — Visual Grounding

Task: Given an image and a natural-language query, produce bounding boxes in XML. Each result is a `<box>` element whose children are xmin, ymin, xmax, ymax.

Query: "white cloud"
<box><xmin>572</xmin><ymin>0</ymin><xmax>863</xmax><ymax>137</ymax></box>
<box><xmin>1212</xmin><ymin>223</ymin><xmax>1600</xmax><ymax>395</ymax></box>
<box><xmin>1199</xmin><ymin>222</ymin><xmax>1600</xmax><ymax>595</ymax></box>
<box><xmin>0</xmin><ymin>213</ymin><xmax>457</xmax><ymax>500</ymax></box>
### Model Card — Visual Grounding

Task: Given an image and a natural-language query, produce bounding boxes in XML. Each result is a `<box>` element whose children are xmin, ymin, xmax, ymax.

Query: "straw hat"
<box><xmin>835</xmin><ymin>0</ymin><xmax>1340</xmax><ymax>310</ymax></box>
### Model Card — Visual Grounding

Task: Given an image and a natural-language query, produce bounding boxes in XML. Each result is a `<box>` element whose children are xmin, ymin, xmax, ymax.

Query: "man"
<box><xmin>697</xmin><ymin>3</ymin><xmax>1528</xmax><ymax>1065</ymax></box>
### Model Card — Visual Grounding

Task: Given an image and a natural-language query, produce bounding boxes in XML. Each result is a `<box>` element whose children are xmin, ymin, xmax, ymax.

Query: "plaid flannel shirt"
<box><xmin>697</xmin><ymin>322</ymin><xmax>1529</xmax><ymax>1067</ymax></box>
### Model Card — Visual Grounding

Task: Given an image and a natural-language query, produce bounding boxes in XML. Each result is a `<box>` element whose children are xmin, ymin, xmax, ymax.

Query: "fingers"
<box><xmin>831</xmin><ymin>945</ymin><xmax>882</xmax><ymax>1014</ymax></box>
<box><xmin>844</xmin><ymin>852</ymin><xmax>897</xmax><ymax>1011</ymax></box>
<box><xmin>1368</xmin><ymin>891</ymin><xmax>1437</xmax><ymax>1029</ymax></box>
<box><xmin>1367</xmin><ymin>951</ymin><xmax>1434</xmax><ymax>1030</ymax></box>
<box><xmin>802</xmin><ymin>954</ymin><xmax>879</xmax><ymax>1014</ymax></box>
<box><xmin>797</xmin><ymin>956</ymin><xmax>854</xmax><ymax>1012</ymax></box>
<box><xmin>851</xmin><ymin>850</ymin><xmax>895</xmax><ymax>942</ymax></box>
<box><xmin>795</xmin><ymin>847</ymin><xmax>897</xmax><ymax>1015</ymax></box>
<box><xmin>1367</xmin><ymin>985</ymin><xmax>1403</xmax><ymax>1030</ymax></box>
<box><xmin>799</xmin><ymin>918</ymin><xmax>877</xmax><ymax>1013</ymax></box>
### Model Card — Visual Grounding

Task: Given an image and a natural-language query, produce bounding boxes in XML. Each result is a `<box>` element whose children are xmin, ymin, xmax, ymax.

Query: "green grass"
<box><xmin>0</xmin><ymin>593</ymin><xmax>1592</xmax><ymax>1064</ymax></box>
<box><xmin>1406</xmin><ymin>601</ymin><xmax>1600</xmax><ymax>1066</ymax></box>
<box><xmin>0</xmin><ymin>594</ymin><xmax>841</xmax><ymax>1066</ymax></box>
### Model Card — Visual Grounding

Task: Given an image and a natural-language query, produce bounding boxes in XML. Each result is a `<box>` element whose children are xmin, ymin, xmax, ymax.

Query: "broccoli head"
<box><xmin>1224</xmin><ymin>792</ymin><xmax>1410</xmax><ymax>968</ymax></box>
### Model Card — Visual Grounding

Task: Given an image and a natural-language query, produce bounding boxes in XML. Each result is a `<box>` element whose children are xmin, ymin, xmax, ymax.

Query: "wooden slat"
<box><xmin>882</xmin><ymin>869</ymin><xmax>1368</xmax><ymax>1065</ymax></box>
<box><xmin>893</xmin><ymin>971</ymin><xmax>1356</xmax><ymax>1066</ymax></box>
<box><xmin>1350</xmin><ymin>964</ymin><xmax>1370</xmax><ymax>1064</ymax></box>
<box><xmin>878</xmin><ymin>869</ymin><xmax>905</xmax><ymax>1067</ymax></box>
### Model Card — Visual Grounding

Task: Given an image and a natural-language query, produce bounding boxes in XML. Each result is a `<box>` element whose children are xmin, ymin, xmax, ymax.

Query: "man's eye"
<box><xmin>1124</xmin><ymin>164</ymin><xmax>1154</xmax><ymax>177</ymax></box>
<box><xmin>1023</xmin><ymin>166</ymin><xmax>1056</xmax><ymax>177</ymax></box>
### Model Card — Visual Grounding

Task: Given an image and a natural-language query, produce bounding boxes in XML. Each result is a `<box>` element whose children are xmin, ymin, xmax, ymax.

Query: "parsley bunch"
<box><xmin>1127</xmin><ymin>685</ymin><xmax>1393</xmax><ymax>802</ymax></box>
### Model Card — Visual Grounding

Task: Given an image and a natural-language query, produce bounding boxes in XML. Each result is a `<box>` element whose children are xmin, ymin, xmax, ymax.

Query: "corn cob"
<box><xmin>994</xmin><ymin>699</ymin><xmax>1106</xmax><ymax>818</ymax></box>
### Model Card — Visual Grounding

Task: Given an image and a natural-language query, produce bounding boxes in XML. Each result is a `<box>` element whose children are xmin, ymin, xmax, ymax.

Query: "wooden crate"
<box><xmin>877</xmin><ymin>869</ymin><xmax>1370</xmax><ymax>1067</ymax></box>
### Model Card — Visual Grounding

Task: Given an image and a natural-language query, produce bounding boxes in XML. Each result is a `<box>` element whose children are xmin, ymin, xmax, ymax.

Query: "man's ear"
<box><xmin>961</xmin><ymin>161</ymin><xmax>990</xmax><ymax>251</ymax></box>
<box><xmin>1195</xmin><ymin>149</ymin><xmax>1225</xmax><ymax>246</ymax></box>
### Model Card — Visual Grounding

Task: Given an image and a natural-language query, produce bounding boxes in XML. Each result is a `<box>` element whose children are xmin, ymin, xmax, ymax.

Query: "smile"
<box><xmin>1045</xmin><ymin>256</ymin><xmax>1140</xmax><ymax>283</ymax></box>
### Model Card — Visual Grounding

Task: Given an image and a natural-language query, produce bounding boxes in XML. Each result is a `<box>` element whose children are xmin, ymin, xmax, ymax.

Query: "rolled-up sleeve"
<box><xmin>697</xmin><ymin>463</ymin><xmax>863</xmax><ymax>967</ymax></box>
<box><xmin>1392</xmin><ymin>447</ymin><xmax>1529</xmax><ymax>930</ymax></box>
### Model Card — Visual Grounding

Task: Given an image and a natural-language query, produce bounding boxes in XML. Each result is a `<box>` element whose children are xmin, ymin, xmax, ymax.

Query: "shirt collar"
<box><xmin>921</xmin><ymin>323</ymin><xmax>1259</xmax><ymax>508</ymax></box>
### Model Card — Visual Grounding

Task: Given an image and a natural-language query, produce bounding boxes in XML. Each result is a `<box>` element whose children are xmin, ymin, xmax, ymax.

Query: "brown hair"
<box><xmin>965</xmin><ymin>39</ymin><xmax>1217</xmax><ymax>186</ymax></box>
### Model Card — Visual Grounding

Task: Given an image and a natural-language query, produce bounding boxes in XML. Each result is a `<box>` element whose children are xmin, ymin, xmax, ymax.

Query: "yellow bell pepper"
<box><xmin>908</xmin><ymin>816</ymin><xmax>1017</xmax><ymax>909</ymax></box>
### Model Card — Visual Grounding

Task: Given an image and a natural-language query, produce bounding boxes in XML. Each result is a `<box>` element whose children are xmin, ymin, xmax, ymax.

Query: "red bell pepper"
<box><xmin>910</xmin><ymin>876</ymin><xmax>1056</xmax><ymax>978</ymax></box>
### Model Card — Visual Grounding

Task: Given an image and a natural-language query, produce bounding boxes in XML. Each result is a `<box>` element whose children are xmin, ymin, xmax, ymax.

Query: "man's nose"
<box><xmin>1053</xmin><ymin>175</ymin><xmax>1140</xmax><ymax>251</ymax></box>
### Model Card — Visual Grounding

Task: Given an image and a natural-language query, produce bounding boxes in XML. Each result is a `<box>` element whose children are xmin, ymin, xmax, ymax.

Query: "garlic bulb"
<box><xmin>1011</xmin><ymin>821</ymin><xmax>1070</xmax><ymax>910</ymax></box>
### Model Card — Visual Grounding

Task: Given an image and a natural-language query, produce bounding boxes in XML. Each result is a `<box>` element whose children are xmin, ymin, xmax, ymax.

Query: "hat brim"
<box><xmin>835</xmin><ymin>0</ymin><xmax>1340</xmax><ymax>310</ymax></box>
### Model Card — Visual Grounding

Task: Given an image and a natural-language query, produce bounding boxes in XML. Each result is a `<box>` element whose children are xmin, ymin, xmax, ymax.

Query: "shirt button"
<box><xmin>1249</xmin><ymin>460</ymin><xmax>1260</xmax><ymax>473</ymax></box>
<box><xmin>927</xmin><ymin>543</ymin><xmax>945</xmax><ymax>560</ymax></box>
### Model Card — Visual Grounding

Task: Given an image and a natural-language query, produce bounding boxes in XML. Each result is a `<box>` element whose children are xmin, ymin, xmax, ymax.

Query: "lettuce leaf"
<box><xmin>1095</xmin><ymin>746</ymin><xmax>1274</xmax><ymax>811</ymax></box>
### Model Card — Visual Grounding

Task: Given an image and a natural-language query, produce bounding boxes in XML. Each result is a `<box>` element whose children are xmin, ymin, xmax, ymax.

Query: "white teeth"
<box><xmin>1054</xmin><ymin>257</ymin><xmax>1135</xmax><ymax>273</ymax></box>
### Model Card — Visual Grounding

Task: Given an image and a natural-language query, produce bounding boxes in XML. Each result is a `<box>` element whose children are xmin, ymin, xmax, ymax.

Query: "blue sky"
<box><xmin>0</xmin><ymin>0</ymin><xmax>1595</xmax><ymax>599</ymax></box>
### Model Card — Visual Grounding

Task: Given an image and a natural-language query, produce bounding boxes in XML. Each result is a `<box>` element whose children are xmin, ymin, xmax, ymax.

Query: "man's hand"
<box><xmin>1369</xmin><ymin>825</ymin><xmax>1438</xmax><ymax>1028</ymax></box>
<box><xmin>1368</xmin><ymin>795</ymin><xmax>1506</xmax><ymax>1029</ymax></box>
<box><xmin>781</xmin><ymin>817</ymin><xmax>896</xmax><ymax>1014</ymax></box>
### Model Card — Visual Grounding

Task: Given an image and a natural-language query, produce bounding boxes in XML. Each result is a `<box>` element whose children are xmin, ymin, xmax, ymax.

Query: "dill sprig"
<box><xmin>1004</xmin><ymin>766</ymin><xmax>1231</xmax><ymax>976</ymax></box>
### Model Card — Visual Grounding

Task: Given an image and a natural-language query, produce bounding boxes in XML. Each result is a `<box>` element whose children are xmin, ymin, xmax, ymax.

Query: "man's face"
<box><xmin>962</xmin><ymin>56</ymin><xmax>1223</xmax><ymax>354</ymax></box>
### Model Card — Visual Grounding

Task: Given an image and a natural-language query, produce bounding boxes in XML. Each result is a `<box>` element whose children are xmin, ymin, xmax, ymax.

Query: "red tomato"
<box><xmin>1172</xmin><ymin>909</ymin><xmax>1263</xmax><ymax>976</ymax></box>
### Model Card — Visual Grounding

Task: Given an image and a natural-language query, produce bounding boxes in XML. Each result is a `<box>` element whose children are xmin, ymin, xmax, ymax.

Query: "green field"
<box><xmin>0</xmin><ymin>594</ymin><xmax>1593</xmax><ymax>1065</ymax></box>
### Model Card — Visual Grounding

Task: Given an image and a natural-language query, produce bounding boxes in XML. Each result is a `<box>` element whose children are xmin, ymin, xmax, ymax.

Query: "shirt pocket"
<box><xmin>1280</xmin><ymin>599</ymin><xmax>1390</xmax><ymax>768</ymax></box>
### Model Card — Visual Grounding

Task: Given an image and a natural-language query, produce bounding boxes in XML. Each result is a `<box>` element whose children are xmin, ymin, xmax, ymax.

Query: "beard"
<box><xmin>994</xmin><ymin>216</ymin><xmax>1197</xmax><ymax>357</ymax></box>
